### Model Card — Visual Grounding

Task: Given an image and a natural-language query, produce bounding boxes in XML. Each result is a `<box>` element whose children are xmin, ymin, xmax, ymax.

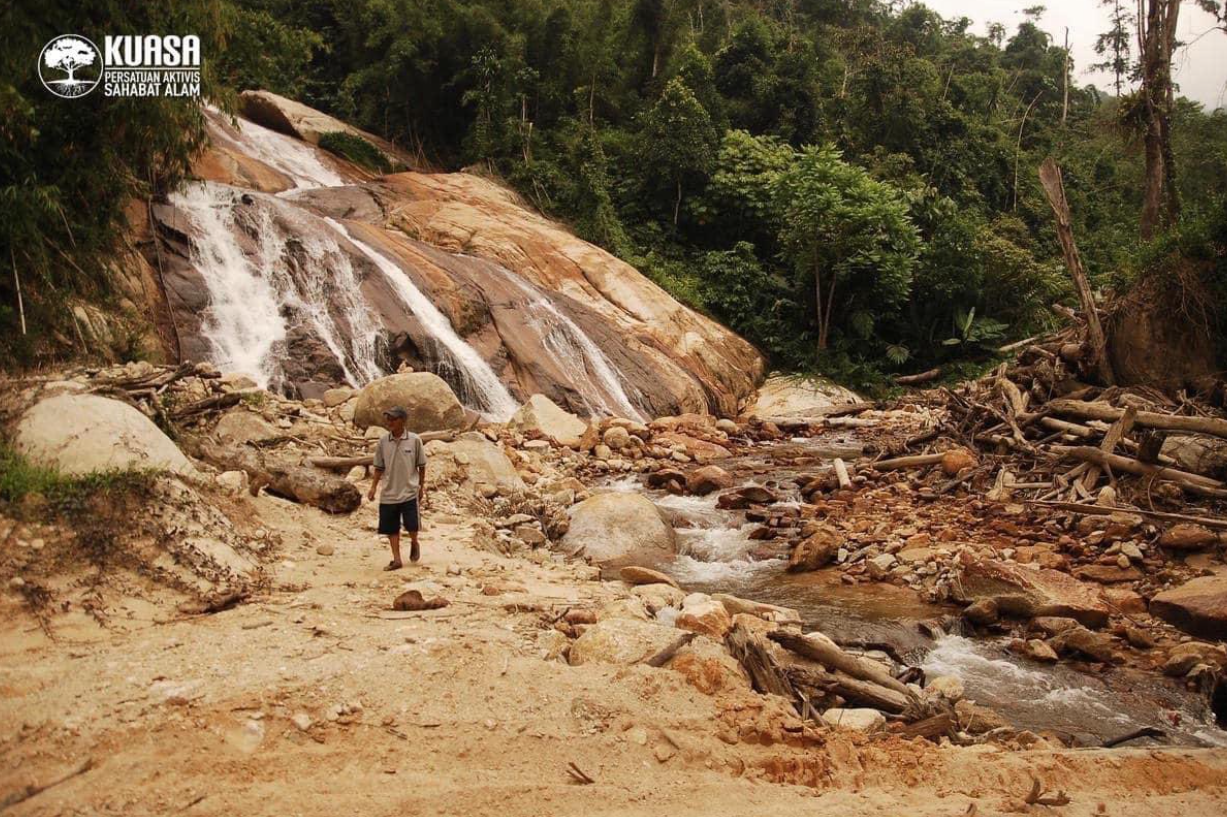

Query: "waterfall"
<box><xmin>170</xmin><ymin>182</ymin><xmax>381</xmax><ymax>389</ymax></box>
<box><xmin>209</xmin><ymin>105</ymin><xmax>345</xmax><ymax>190</ymax></box>
<box><xmin>329</xmin><ymin>220</ymin><xmax>518</xmax><ymax>421</ymax></box>
<box><xmin>497</xmin><ymin>270</ymin><xmax>644</xmax><ymax>420</ymax></box>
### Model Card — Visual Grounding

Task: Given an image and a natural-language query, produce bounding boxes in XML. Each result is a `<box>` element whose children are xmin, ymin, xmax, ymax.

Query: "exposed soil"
<box><xmin>3</xmin><ymin>489</ymin><xmax>1226</xmax><ymax>816</ymax></box>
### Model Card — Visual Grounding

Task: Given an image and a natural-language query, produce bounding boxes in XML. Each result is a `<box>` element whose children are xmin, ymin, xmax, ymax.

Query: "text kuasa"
<box><xmin>104</xmin><ymin>35</ymin><xmax>201</xmax><ymax>98</ymax></box>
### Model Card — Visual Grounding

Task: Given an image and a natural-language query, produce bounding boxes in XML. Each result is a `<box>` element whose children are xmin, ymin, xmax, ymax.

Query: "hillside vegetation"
<box><xmin>2</xmin><ymin>0</ymin><xmax>1225</xmax><ymax>387</ymax></box>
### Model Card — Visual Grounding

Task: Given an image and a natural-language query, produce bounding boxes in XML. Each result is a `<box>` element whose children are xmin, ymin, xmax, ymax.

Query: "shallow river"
<box><xmin>598</xmin><ymin>436</ymin><xmax>1227</xmax><ymax>748</ymax></box>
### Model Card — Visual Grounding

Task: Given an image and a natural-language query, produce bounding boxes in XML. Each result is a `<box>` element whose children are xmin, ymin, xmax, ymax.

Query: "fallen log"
<box><xmin>1048</xmin><ymin>399</ymin><xmax>1227</xmax><ymax>439</ymax></box>
<box><xmin>725</xmin><ymin>623</ymin><xmax>798</xmax><ymax>702</ymax></box>
<box><xmin>895</xmin><ymin>368</ymin><xmax>942</xmax><ymax>386</ymax></box>
<box><xmin>871</xmin><ymin>453</ymin><xmax>945</xmax><ymax>471</ymax></box>
<box><xmin>769</xmin><ymin>631</ymin><xmax>915</xmax><ymax>698</ymax></box>
<box><xmin>1025</xmin><ymin>500</ymin><xmax>1227</xmax><ymax>531</ymax></box>
<box><xmin>309</xmin><ymin>455</ymin><xmax>374</xmax><ymax>470</ymax></box>
<box><xmin>643</xmin><ymin>632</ymin><xmax>697</xmax><ymax>668</ymax></box>
<box><xmin>1051</xmin><ymin>445</ymin><xmax>1227</xmax><ymax>498</ymax></box>
<box><xmin>784</xmin><ymin>663</ymin><xmax>912</xmax><ymax>714</ymax></box>
<box><xmin>897</xmin><ymin>712</ymin><xmax>957</xmax><ymax>741</ymax></box>
<box><xmin>1079</xmin><ymin>406</ymin><xmax>1137</xmax><ymax>492</ymax></box>
<box><xmin>198</xmin><ymin>443</ymin><xmax>362</xmax><ymax>513</ymax></box>
<box><xmin>832</xmin><ymin>458</ymin><xmax>852</xmax><ymax>489</ymax></box>
<box><xmin>173</xmin><ymin>392</ymin><xmax>241</xmax><ymax>419</ymax></box>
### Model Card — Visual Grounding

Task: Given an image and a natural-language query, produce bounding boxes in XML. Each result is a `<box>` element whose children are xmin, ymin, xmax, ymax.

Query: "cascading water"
<box><xmin>170</xmin><ymin>182</ymin><xmax>381</xmax><ymax>389</ymax></box>
<box><xmin>329</xmin><ymin>220</ymin><xmax>518</xmax><ymax>421</ymax></box>
<box><xmin>497</xmin><ymin>270</ymin><xmax>643</xmax><ymax>420</ymax></box>
<box><xmin>210</xmin><ymin>106</ymin><xmax>346</xmax><ymax>190</ymax></box>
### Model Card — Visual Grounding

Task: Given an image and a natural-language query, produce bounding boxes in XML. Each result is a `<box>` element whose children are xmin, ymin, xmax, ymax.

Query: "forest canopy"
<box><xmin>2</xmin><ymin>0</ymin><xmax>1225</xmax><ymax>384</ymax></box>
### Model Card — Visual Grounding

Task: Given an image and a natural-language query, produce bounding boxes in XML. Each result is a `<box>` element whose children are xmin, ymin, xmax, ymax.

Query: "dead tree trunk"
<box><xmin>198</xmin><ymin>443</ymin><xmax>363</xmax><ymax>513</ymax></box>
<box><xmin>1038</xmin><ymin>158</ymin><xmax>1115</xmax><ymax>386</ymax></box>
<box><xmin>1137</xmin><ymin>0</ymin><xmax>1181</xmax><ymax>238</ymax></box>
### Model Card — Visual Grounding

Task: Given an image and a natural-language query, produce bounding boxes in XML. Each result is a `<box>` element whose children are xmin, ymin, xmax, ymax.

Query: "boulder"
<box><xmin>821</xmin><ymin>708</ymin><xmax>886</xmax><ymax>733</ymax></box>
<box><xmin>568</xmin><ymin>619</ymin><xmax>679</xmax><ymax>666</ymax></box>
<box><xmin>631</xmin><ymin>583</ymin><xmax>686</xmax><ymax>613</ymax></box>
<box><xmin>214</xmin><ymin>410</ymin><xmax>281</xmax><ymax>444</ymax></box>
<box><xmin>15</xmin><ymin>393</ymin><xmax>194</xmax><ymax>476</ymax></box>
<box><xmin>425</xmin><ymin>434</ymin><xmax>525</xmax><ymax>494</ymax></box>
<box><xmin>508</xmin><ymin>394</ymin><xmax>587</xmax><ymax>446</ymax></box>
<box><xmin>787</xmin><ymin>527</ymin><xmax>840</xmax><ymax>573</ymax></box>
<box><xmin>653</xmin><ymin>431</ymin><xmax>731</xmax><ymax>461</ymax></box>
<box><xmin>602</xmin><ymin>426</ymin><xmax>631</xmax><ymax>450</ymax></box>
<box><xmin>676</xmin><ymin>596</ymin><xmax>733</xmax><ymax>639</ymax></box>
<box><xmin>1149</xmin><ymin>575</ymin><xmax>1227</xmax><ymax>640</ymax></box>
<box><xmin>748</xmin><ymin>374</ymin><xmax>862</xmax><ymax>420</ymax></box>
<box><xmin>1048</xmin><ymin>626</ymin><xmax>1118</xmax><ymax>663</ymax></box>
<box><xmin>963</xmin><ymin>598</ymin><xmax>999</xmax><ymax>626</ymax></box>
<box><xmin>1158</xmin><ymin>523</ymin><xmax>1217</xmax><ymax>551</ymax></box>
<box><xmin>561</xmin><ymin>492</ymin><xmax>677</xmax><ymax>563</ymax></box>
<box><xmin>352</xmin><ymin>372</ymin><xmax>467</xmax><ymax>432</ymax></box>
<box><xmin>924</xmin><ymin>676</ymin><xmax>964</xmax><ymax>702</ymax></box>
<box><xmin>668</xmin><ymin>638</ymin><xmax>750</xmax><ymax>694</ymax></box>
<box><xmin>685</xmin><ymin>465</ymin><xmax>734</xmax><ymax>496</ymax></box>
<box><xmin>1160</xmin><ymin>435</ymin><xmax>1227</xmax><ymax>479</ymax></box>
<box><xmin>954</xmin><ymin>555</ymin><xmax>1110</xmax><ymax>629</ymax></box>
<box><xmin>323</xmin><ymin>387</ymin><xmax>354</xmax><ymax>408</ymax></box>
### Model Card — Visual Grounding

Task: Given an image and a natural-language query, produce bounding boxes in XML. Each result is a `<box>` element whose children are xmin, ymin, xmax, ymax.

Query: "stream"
<box><xmin>598</xmin><ymin>434</ymin><xmax>1227</xmax><ymax>748</ymax></box>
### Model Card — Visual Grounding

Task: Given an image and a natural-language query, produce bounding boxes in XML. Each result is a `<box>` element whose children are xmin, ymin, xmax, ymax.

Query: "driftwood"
<box><xmin>1048</xmin><ymin>399</ymin><xmax>1227</xmax><ymax>439</ymax></box>
<box><xmin>784</xmin><ymin>663</ymin><xmax>912</xmax><ymax>714</ymax></box>
<box><xmin>1079</xmin><ymin>405</ymin><xmax>1137</xmax><ymax>492</ymax></box>
<box><xmin>1026</xmin><ymin>500</ymin><xmax>1227</xmax><ymax>531</ymax></box>
<box><xmin>1038</xmin><ymin>158</ymin><xmax>1114</xmax><ymax>385</ymax></box>
<box><xmin>1101</xmin><ymin>726</ymin><xmax>1165</xmax><ymax>748</ymax></box>
<box><xmin>172</xmin><ymin>392</ymin><xmax>242</xmax><ymax>419</ymax></box>
<box><xmin>832</xmin><ymin>458</ymin><xmax>852</xmax><ymax>489</ymax></box>
<box><xmin>1053</xmin><ymin>445</ymin><xmax>1227</xmax><ymax>498</ymax></box>
<box><xmin>871</xmin><ymin>453</ymin><xmax>945</xmax><ymax>471</ymax></box>
<box><xmin>725</xmin><ymin>623</ymin><xmax>797</xmax><ymax>701</ymax></box>
<box><xmin>897</xmin><ymin>712</ymin><xmax>957</xmax><ymax>741</ymax></box>
<box><xmin>198</xmin><ymin>443</ymin><xmax>362</xmax><ymax>513</ymax></box>
<box><xmin>895</xmin><ymin>367</ymin><xmax>942</xmax><ymax>386</ymax></box>
<box><xmin>768</xmin><ymin>631</ymin><xmax>915</xmax><ymax>698</ymax></box>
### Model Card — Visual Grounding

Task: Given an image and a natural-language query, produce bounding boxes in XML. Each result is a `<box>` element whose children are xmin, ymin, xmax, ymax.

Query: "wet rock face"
<box><xmin>161</xmin><ymin>97</ymin><xmax>764</xmax><ymax>417</ymax></box>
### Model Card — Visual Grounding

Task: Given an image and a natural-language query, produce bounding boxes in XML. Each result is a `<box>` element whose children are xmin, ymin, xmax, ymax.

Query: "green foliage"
<box><xmin>639</xmin><ymin>77</ymin><xmax>718</xmax><ymax>224</ymax></box>
<box><xmin>0</xmin><ymin>0</ymin><xmax>231</xmax><ymax>368</ymax></box>
<box><xmin>774</xmin><ymin>145</ymin><xmax>921</xmax><ymax>353</ymax></box>
<box><xmin>0</xmin><ymin>444</ymin><xmax>156</xmax><ymax>514</ymax></box>
<box><xmin>318</xmin><ymin>131</ymin><xmax>399</xmax><ymax>174</ymax></box>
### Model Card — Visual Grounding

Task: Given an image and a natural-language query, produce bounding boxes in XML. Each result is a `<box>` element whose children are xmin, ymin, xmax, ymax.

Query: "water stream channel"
<box><xmin>598</xmin><ymin>432</ymin><xmax>1227</xmax><ymax>748</ymax></box>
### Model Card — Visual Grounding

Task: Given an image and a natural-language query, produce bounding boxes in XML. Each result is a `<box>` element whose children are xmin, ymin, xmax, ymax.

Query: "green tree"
<box><xmin>773</xmin><ymin>146</ymin><xmax>920</xmax><ymax>351</ymax></box>
<box><xmin>640</xmin><ymin>77</ymin><xmax>718</xmax><ymax>224</ymax></box>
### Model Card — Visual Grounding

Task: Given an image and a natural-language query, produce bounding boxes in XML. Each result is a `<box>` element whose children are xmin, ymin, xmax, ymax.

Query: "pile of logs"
<box><xmin>899</xmin><ymin>338</ymin><xmax>1227</xmax><ymax>518</ymax></box>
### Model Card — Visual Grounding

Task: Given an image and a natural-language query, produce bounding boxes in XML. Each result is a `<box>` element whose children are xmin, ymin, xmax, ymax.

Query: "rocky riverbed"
<box><xmin>1</xmin><ymin>362</ymin><xmax>1226</xmax><ymax>815</ymax></box>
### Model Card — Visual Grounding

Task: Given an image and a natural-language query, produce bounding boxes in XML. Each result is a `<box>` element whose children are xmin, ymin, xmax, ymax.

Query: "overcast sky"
<box><xmin>918</xmin><ymin>0</ymin><xmax>1227</xmax><ymax>109</ymax></box>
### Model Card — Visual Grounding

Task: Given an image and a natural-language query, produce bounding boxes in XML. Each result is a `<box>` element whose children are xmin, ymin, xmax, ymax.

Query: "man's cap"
<box><xmin>383</xmin><ymin>406</ymin><xmax>408</xmax><ymax>419</ymax></box>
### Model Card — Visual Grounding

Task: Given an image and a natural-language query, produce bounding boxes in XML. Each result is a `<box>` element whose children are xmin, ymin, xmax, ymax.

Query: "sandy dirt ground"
<box><xmin>2</xmin><ymin>492</ymin><xmax>1226</xmax><ymax>816</ymax></box>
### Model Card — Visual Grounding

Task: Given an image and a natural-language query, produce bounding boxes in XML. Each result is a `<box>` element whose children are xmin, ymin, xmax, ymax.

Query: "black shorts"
<box><xmin>378</xmin><ymin>499</ymin><xmax>420</xmax><ymax>535</ymax></box>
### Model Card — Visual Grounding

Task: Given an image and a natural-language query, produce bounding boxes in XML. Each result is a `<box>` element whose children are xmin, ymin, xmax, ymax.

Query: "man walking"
<box><xmin>367</xmin><ymin>406</ymin><xmax>427</xmax><ymax>571</ymax></box>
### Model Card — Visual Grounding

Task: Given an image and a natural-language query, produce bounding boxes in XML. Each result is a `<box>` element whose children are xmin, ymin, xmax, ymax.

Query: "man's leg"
<box><xmin>387</xmin><ymin>532</ymin><xmax>402</xmax><ymax>567</ymax></box>
<box><xmin>407</xmin><ymin>500</ymin><xmax>420</xmax><ymax>562</ymax></box>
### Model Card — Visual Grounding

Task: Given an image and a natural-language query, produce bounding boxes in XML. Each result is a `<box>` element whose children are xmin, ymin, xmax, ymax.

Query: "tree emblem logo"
<box><xmin>39</xmin><ymin>35</ymin><xmax>103</xmax><ymax>99</ymax></box>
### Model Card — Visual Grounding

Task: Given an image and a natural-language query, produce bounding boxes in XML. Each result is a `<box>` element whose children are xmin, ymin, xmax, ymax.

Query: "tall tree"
<box><xmin>640</xmin><ymin>77</ymin><xmax>718</xmax><ymax>224</ymax></box>
<box><xmin>1092</xmin><ymin>0</ymin><xmax>1134</xmax><ymax>96</ymax></box>
<box><xmin>1136</xmin><ymin>0</ymin><xmax>1181</xmax><ymax>238</ymax></box>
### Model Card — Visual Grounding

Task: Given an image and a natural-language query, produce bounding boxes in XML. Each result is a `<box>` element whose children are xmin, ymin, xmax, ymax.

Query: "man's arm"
<box><xmin>416</xmin><ymin>441</ymin><xmax>427</xmax><ymax>506</ymax></box>
<box><xmin>368</xmin><ymin>439</ymin><xmax>385</xmax><ymax>502</ymax></box>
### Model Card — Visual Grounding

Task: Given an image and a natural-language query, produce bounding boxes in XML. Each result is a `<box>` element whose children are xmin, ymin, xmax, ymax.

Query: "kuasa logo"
<box><xmin>39</xmin><ymin>34</ymin><xmax>201</xmax><ymax>99</ymax></box>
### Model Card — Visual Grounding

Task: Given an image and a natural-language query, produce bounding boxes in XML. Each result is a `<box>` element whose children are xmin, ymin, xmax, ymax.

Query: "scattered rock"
<box><xmin>940</xmin><ymin>449</ymin><xmax>978</xmax><ymax>476</ymax></box>
<box><xmin>568</xmin><ymin>619</ymin><xmax>679</xmax><ymax>666</ymax></box>
<box><xmin>216</xmin><ymin>470</ymin><xmax>249</xmax><ymax>494</ymax></box>
<box><xmin>291</xmin><ymin>713</ymin><xmax>313</xmax><ymax>732</ymax></box>
<box><xmin>925</xmin><ymin>675</ymin><xmax>964</xmax><ymax>702</ymax></box>
<box><xmin>322</xmin><ymin>387</ymin><xmax>354</xmax><ymax>407</ymax></box>
<box><xmin>954</xmin><ymin>555</ymin><xmax>1111</xmax><ymax>628</ymax></box>
<box><xmin>675</xmin><ymin>596</ymin><xmax>733</xmax><ymax>639</ymax></box>
<box><xmin>392</xmin><ymin>590</ymin><xmax>449</xmax><ymax>611</ymax></box>
<box><xmin>685</xmin><ymin>465</ymin><xmax>734</xmax><ymax>496</ymax></box>
<box><xmin>1149</xmin><ymin>575</ymin><xmax>1227</xmax><ymax>640</ymax></box>
<box><xmin>787</xmin><ymin>527</ymin><xmax>840</xmax><ymax>573</ymax></box>
<box><xmin>821</xmin><ymin>708</ymin><xmax>885</xmax><ymax>733</ymax></box>
<box><xmin>1048</xmin><ymin>626</ymin><xmax>1118</xmax><ymax>663</ymax></box>
<box><xmin>316</xmin><ymin>544</ymin><xmax>335</xmax><ymax>556</ymax></box>
<box><xmin>963</xmin><ymin>598</ymin><xmax>999</xmax><ymax>626</ymax></box>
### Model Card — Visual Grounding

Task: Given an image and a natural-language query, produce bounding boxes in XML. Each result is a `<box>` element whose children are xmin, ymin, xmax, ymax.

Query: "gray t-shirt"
<box><xmin>372</xmin><ymin>430</ymin><xmax>426</xmax><ymax>504</ymax></box>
